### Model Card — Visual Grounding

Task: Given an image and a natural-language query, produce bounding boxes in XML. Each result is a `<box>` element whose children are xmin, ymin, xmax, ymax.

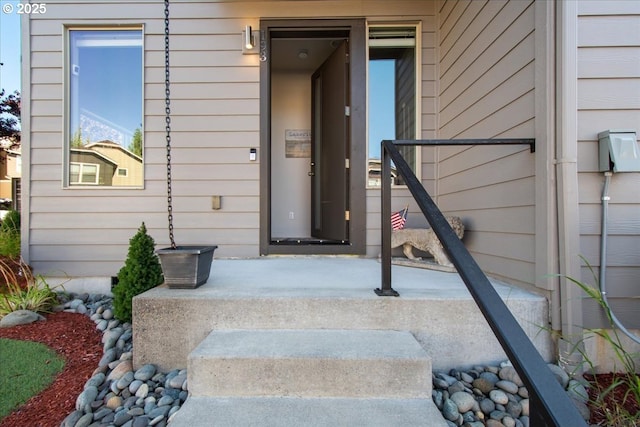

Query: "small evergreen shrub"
<box><xmin>113</xmin><ymin>222</ymin><xmax>163</xmax><ymax>323</ymax></box>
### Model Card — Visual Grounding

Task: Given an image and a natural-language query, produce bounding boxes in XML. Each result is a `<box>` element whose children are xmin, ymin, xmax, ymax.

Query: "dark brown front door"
<box><xmin>311</xmin><ymin>41</ymin><xmax>349</xmax><ymax>241</ymax></box>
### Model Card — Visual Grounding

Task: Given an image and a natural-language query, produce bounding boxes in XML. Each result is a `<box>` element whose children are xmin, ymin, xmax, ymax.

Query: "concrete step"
<box><xmin>188</xmin><ymin>329</ymin><xmax>432</xmax><ymax>398</ymax></box>
<box><xmin>168</xmin><ymin>396</ymin><xmax>449</xmax><ymax>427</ymax></box>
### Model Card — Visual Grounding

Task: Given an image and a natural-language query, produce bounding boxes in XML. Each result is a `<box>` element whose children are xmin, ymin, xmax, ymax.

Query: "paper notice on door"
<box><xmin>285</xmin><ymin>129</ymin><xmax>311</xmax><ymax>158</ymax></box>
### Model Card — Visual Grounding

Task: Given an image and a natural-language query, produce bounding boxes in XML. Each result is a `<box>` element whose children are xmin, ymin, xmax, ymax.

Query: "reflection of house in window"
<box><xmin>70</xmin><ymin>149</ymin><xmax>115</xmax><ymax>185</ymax></box>
<box><xmin>367</xmin><ymin>159</ymin><xmax>398</xmax><ymax>187</ymax></box>
<box><xmin>69</xmin><ymin>140</ymin><xmax>142</xmax><ymax>186</ymax></box>
<box><xmin>0</xmin><ymin>138</ymin><xmax>22</xmax><ymax>209</ymax></box>
<box><xmin>87</xmin><ymin>141</ymin><xmax>142</xmax><ymax>186</ymax></box>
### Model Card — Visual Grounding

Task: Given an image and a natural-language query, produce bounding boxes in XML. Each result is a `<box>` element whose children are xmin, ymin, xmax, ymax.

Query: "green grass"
<box><xmin>0</xmin><ymin>338</ymin><xmax>65</xmax><ymax>419</ymax></box>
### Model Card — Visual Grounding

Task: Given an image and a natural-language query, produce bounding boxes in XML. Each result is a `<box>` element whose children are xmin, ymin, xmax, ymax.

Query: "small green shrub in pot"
<box><xmin>113</xmin><ymin>222</ymin><xmax>164</xmax><ymax>323</ymax></box>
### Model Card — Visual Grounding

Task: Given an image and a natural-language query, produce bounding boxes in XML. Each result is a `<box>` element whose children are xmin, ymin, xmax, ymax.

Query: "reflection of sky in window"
<box><xmin>369</xmin><ymin>59</ymin><xmax>395</xmax><ymax>159</ymax></box>
<box><xmin>70</xmin><ymin>31</ymin><xmax>142</xmax><ymax>146</ymax></box>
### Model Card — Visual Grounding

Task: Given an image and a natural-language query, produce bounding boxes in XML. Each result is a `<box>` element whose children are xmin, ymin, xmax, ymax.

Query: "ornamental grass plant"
<box><xmin>0</xmin><ymin>257</ymin><xmax>59</xmax><ymax>319</ymax></box>
<box><xmin>561</xmin><ymin>261</ymin><xmax>640</xmax><ymax>426</ymax></box>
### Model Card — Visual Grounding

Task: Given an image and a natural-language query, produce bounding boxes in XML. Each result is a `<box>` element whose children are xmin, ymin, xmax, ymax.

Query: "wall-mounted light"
<box><xmin>242</xmin><ymin>25</ymin><xmax>259</xmax><ymax>54</ymax></box>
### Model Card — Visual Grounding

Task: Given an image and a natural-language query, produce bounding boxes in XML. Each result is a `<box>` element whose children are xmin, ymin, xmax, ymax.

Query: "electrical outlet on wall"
<box><xmin>289</xmin><ymin>212</ymin><xmax>295</xmax><ymax>220</ymax></box>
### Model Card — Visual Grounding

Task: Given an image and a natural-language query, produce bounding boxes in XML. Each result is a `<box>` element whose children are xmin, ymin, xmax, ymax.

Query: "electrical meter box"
<box><xmin>598</xmin><ymin>130</ymin><xmax>640</xmax><ymax>172</ymax></box>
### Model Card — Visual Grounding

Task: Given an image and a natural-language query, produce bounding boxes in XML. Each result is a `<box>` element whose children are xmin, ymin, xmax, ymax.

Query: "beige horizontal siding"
<box><xmin>576</xmin><ymin>2</ymin><xmax>640</xmax><ymax>329</ymax></box>
<box><xmin>26</xmin><ymin>0</ymin><xmax>438</xmax><ymax>277</ymax></box>
<box><xmin>436</xmin><ymin>0</ymin><xmax>537</xmax><ymax>287</ymax></box>
<box><xmin>578</xmin><ymin>16</ymin><xmax>640</xmax><ymax>47</ymax></box>
<box><xmin>578</xmin><ymin>47</ymin><xmax>640</xmax><ymax>79</ymax></box>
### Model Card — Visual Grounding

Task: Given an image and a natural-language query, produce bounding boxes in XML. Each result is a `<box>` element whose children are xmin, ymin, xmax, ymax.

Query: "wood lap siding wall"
<box><xmin>576</xmin><ymin>2</ymin><xmax>640</xmax><ymax>329</ymax></box>
<box><xmin>25</xmin><ymin>1</ymin><xmax>439</xmax><ymax>277</ymax></box>
<box><xmin>435</xmin><ymin>0</ymin><xmax>537</xmax><ymax>288</ymax></box>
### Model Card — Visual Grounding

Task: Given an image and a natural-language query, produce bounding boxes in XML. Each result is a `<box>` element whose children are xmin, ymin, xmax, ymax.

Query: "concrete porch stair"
<box><xmin>133</xmin><ymin>257</ymin><xmax>551</xmax><ymax>425</ymax></box>
<box><xmin>169</xmin><ymin>329</ymin><xmax>447</xmax><ymax>426</ymax></box>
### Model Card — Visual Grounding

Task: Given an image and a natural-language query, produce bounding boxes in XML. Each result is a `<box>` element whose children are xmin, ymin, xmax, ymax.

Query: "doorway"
<box><xmin>259</xmin><ymin>19</ymin><xmax>366</xmax><ymax>255</ymax></box>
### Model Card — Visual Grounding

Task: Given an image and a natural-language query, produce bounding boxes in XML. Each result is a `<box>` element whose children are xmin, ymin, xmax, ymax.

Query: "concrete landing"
<box><xmin>133</xmin><ymin>257</ymin><xmax>552</xmax><ymax>371</ymax></box>
<box><xmin>168</xmin><ymin>396</ymin><xmax>448</xmax><ymax>427</ymax></box>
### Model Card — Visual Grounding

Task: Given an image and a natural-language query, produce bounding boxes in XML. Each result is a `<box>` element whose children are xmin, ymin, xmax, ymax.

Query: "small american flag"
<box><xmin>391</xmin><ymin>206</ymin><xmax>408</xmax><ymax>231</ymax></box>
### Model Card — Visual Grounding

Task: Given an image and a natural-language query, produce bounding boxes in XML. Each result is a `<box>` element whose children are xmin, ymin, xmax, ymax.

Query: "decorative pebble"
<box><xmin>567</xmin><ymin>379</ymin><xmax>589</xmax><ymax>403</ymax></box>
<box><xmin>547</xmin><ymin>363</ymin><xmax>570</xmax><ymax>389</ymax></box>
<box><xmin>75</xmin><ymin>385</ymin><xmax>98</xmax><ymax>411</ymax></box>
<box><xmin>450</xmin><ymin>391</ymin><xmax>476</xmax><ymax>413</ymax></box>
<box><xmin>61</xmin><ymin>410</ymin><xmax>82</xmax><ymax>427</ymax></box>
<box><xmin>135</xmin><ymin>364</ymin><xmax>157</xmax><ymax>381</ymax></box>
<box><xmin>499</xmin><ymin>366</ymin><xmax>524</xmax><ymax>387</ymax></box>
<box><xmin>0</xmin><ymin>310</ymin><xmax>45</xmax><ymax>327</ymax></box>
<box><xmin>490</xmin><ymin>389</ymin><xmax>509</xmax><ymax>405</ymax></box>
<box><xmin>442</xmin><ymin>398</ymin><xmax>460</xmax><ymax>422</ymax></box>
<box><xmin>496</xmin><ymin>380</ymin><xmax>519</xmax><ymax>395</ymax></box>
<box><xmin>479</xmin><ymin>397</ymin><xmax>496</xmax><ymax>414</ymax></box>
<box><xmin>168</xmin><ymin>372</ymin><xmax>187</xmax><ymax>389</ymax></box>
<box><xmin>432</xmin><ymin>360</ymin><xmax>590</xmax><ymax>425</ymax></box>
<box><xmin>85</xmin><ymin>372</ymin><xmax>105</xmax><ymax>388</ymax></box>
<box><xmin>117</xmin><ymin>371</ymin><xmax>135</xmax><ymax>390</ymax></box>
<box><xmin>113</xmin><ymin>410</ymin><xmax>132</xmax><ymax>426</ymax></box>
<box><xmin>108</xmin><ymin>360</ymin><xmax>134</xmax><ymax>381</ymax></box>
<box><xmin>472</xmin><ymin>377</ymin><xmax>495</xmax><ymax>394</ymax></box>
<box><xmin>74</xmin><ymin>412</ymin><xmax>94</xmax><ymax>427</ymax></box>
<box><xmin>106</xmin><ymin>395</ymin><xmax>123</xmax><ymax>410</ymax></box>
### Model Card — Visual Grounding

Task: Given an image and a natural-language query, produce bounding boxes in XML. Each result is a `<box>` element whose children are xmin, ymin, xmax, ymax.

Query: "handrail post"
<box><xmin>375</xmin><ymin>140</ymin><xmax>399</xmax><ymax>296</ymax></box>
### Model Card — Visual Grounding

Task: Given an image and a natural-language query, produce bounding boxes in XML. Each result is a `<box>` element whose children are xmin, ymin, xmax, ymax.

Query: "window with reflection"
<box><xmin>368</xmin><ymin>26</ymin><xmax>417</xmax><ymax>187</ymax></box>
<box><xmin>67</xmin><ymin>29</ymin><xmax>143</xmax><ymax>187</ymax></box>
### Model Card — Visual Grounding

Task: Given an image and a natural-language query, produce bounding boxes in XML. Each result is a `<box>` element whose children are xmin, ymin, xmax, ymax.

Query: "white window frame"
<box><xmin>69</xmin><ymin>162</ymin><xmax>100</xmax><ymax>185</ymax></box>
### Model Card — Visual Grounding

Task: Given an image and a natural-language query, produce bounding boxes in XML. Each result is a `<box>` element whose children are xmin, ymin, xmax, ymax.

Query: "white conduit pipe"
<box><xmin>599</xmin><ymin>171</ymin><xmax>640</xmax><ymax>345</ymax></box>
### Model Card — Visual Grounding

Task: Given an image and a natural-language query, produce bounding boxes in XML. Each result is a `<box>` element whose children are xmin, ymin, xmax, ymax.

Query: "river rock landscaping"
<box><xmin>432</xmin><ymin>361</ymin><xmax>593</xmax><ymax>427</ymax></box>
<box><xmin>56</xmin><ymin>293</ymin><xmax>187</xmax><ymax>427</ymax></box>
<box><xmin>0</xmin><ymin>291</ymin><xmax>618</xmax><ymax>426</ymax></box>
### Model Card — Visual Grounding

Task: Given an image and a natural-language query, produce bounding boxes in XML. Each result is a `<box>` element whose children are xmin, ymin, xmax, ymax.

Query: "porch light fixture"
<box><xmin>242</xmin><ymin>25</ymin><xmax>259</xmax><ymax>54</ymax></box>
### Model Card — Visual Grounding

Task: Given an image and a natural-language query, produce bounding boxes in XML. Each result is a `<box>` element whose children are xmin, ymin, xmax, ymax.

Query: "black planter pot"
<box><xmin>156</xmin><ymin>245</ymin><xmax>218</xmax><ymax>289</ymax></box>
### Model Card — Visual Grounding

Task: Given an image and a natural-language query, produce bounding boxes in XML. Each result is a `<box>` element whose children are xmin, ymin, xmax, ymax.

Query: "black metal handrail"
<box><xmin>377</xmin><ymin>139</ymin><xmax>587</xmax><ymax>427</ymax></box>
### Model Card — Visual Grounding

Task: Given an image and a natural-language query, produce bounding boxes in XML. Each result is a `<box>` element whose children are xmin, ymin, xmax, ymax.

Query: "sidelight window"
<box><xmin>368</xmin><ymin>26</ymin><xmax>419</xmax><ymax>187</ymax></box>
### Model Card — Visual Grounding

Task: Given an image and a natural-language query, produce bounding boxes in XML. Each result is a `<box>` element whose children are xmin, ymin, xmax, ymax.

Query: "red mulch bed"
<box><xmin>584</xmin><ymin>372</ymin><xmax>640</xmax><ymax>425</ymax></box>
<box><xmin>0</xmin><ymin>312</ymin><xmax>103</xmax><ymax>427</ymax></box>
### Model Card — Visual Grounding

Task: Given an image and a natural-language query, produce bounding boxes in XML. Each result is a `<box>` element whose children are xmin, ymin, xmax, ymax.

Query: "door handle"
<box><xmin>308</xmin><ymin>162</ymin><xmax>315</xmax><ymax>176</ymax></box>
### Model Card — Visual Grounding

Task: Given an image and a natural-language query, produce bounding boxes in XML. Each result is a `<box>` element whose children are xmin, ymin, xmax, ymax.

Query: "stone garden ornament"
<box><xmin>391</xmin><ymin>216</ymin><xmax>465</xmax><ymax>272</ymax></box>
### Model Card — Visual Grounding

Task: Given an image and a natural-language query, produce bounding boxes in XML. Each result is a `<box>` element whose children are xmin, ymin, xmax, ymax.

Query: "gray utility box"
<box><xmin>598</xmin><ymin>129</ymin><xmax>640</xmax><ymax>172</ymax></box>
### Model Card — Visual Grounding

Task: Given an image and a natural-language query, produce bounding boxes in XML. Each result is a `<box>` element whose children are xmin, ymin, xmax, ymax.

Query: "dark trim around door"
<box><xmin>259</xmin><ymin>18</ymin><xmax>366</xmax><ymax>255</ymax></box>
